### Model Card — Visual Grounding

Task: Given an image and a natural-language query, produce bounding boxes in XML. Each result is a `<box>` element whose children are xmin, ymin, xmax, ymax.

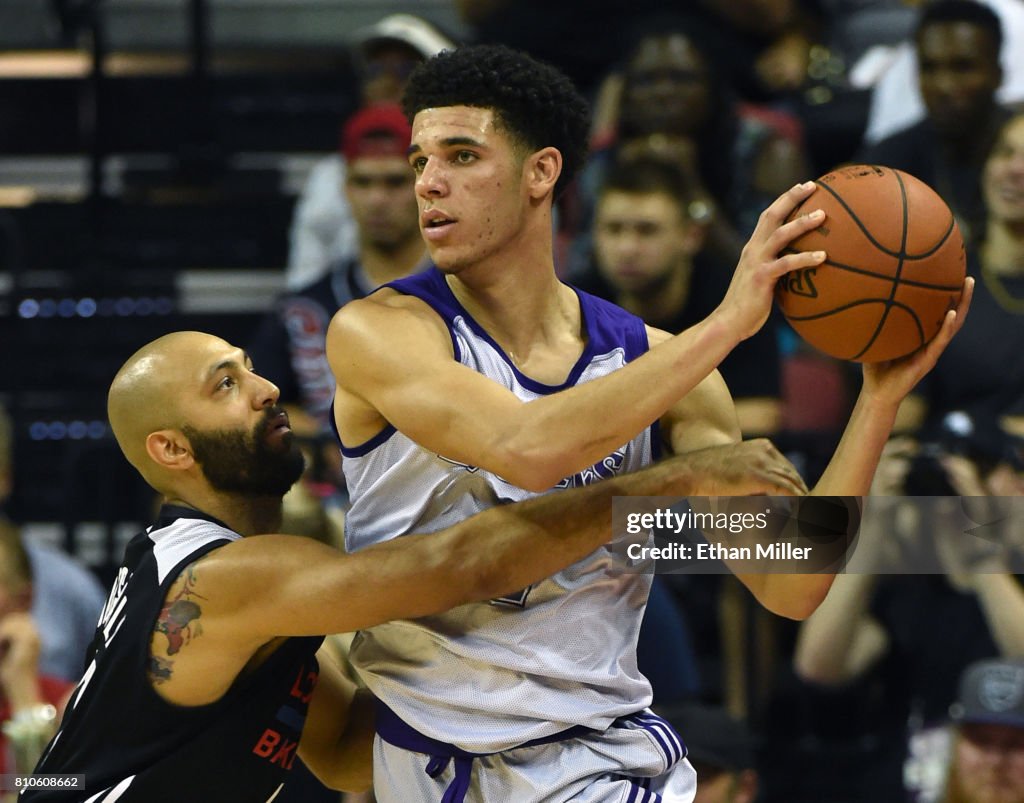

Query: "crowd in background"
<box><xmin>3</xmin><ymin>1</ymin><xmax>1024</xmax><ymax>801</ymax></box>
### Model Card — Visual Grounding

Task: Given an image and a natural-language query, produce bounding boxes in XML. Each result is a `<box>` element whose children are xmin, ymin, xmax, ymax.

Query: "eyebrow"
<box><xmin>206</xmin><ymin>351</ymin><xmax>252</xmax><ymax>381</ymax></box>
<box><xmin>407</xmin><ymin>136</ymin><xmax>487</xmax><ymax>157</ymax></box>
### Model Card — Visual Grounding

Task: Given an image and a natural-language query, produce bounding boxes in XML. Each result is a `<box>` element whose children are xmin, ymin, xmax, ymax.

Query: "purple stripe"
<box><xmin>339</xmin><ymin>423</ymin><xmax>397</xmax><ymax>458</ymax></box>
<box><xmin>636</xmin><ymin>713</ymin><xmax>685</xmax><ymax>762</ymax></box>
<box><xmin>625</xmin><ymin>783</ymin><xmax>641</xmax><ymax>803</ymax></box>
<box><xmin>638</xmin><ymin>720</ymin><xmax>675</xmax><ymax>766</ymax></box>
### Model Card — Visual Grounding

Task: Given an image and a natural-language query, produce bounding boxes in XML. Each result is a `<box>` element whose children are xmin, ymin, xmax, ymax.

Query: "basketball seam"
<box><xmin>814</xmin><ymin>169</ymin><xmax>955</xmax><ymax>258</ymax></box>
<box><xmin>851</xmin><ymin>169</ymin><xmax>913</xmax><ymax>360</ymax></box>
<box><xmin>784</xmin><ymin>298</ymin><xmax>926</xmax><ymax>353</ymax></box>
<box><xmin>779</xmin><ymin>249</ymin><xmax>962</xmax><ymax>291</ymax></box>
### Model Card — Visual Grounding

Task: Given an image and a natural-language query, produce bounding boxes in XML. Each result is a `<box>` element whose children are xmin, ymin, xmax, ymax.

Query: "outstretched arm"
<box><xmin>150</xmin><ymin>450</ymin><xmax>748</xmax><ymax>710</ymax></box>
<box><xmin>741</xmin><ymin>280</ymin><xmax>974</xmax><ymax>618</ymax></box>
<box><xmin>655</xmin><ymin>282</ymin><xmax>973</xmax><ymax>620</ymax></box>
<box><xmin>330</xmin><ymin>183</ymin><xmax>827</xmax><ymax>492</ymax></box>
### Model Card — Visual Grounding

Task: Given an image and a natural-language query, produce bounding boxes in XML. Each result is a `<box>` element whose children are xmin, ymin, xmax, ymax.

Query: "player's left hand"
<box><xmin>862</xmin><ymin>277</ymin><xmax>974</xmax><ymax>404</ymax></box>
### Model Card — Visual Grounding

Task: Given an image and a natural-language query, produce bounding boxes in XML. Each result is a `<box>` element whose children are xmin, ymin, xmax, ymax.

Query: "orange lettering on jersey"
<box><xmin>252</xmin><ymin>728</ymin><xmax>281</xmax><ymax>758</ymax></box>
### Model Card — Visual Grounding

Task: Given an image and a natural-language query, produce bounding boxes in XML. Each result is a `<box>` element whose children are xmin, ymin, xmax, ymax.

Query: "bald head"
<box><xmin>108</xmin><ymin>331</ymin><xmax>233</xmax><ymax>483</ymax></box>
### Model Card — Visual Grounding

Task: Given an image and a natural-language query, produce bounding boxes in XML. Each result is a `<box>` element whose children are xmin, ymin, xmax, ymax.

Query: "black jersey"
<box><xmin>24</xmin><ymin>505</ymin><xmax>323</xmax><ymax>802</ymax></box>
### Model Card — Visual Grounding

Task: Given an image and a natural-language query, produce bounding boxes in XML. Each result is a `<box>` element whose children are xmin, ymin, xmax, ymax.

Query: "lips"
<box><xmin>263</xmin><ymin>410</ymin><xmax>292</xmax><ymax>445</ymax></box>
<box><xmin>421</xmin><ymin>209</ymin><xmax>456</xmax><ymax>240</ymax></box>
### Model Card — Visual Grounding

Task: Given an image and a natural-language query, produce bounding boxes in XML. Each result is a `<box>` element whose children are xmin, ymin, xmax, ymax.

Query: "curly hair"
<box><xmin>402</xmin><ymin>44</ymin><xmax>591</xmax><ymax>199</ymax></box>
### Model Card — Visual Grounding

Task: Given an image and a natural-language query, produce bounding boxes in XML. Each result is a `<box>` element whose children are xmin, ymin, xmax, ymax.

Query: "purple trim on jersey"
<box><xmin>634</xmin><ymin>712</ymin><xmax>686</xmax><ymax>763</ymax></box>
<box><xmin>338</xmin><ymin>422</ymin><xmax>398</xmax><ymax>458</ymax></box>
<box><xmin>613</xmin><ymin>711</ymin><xmax>687</xmax><ymax>769</ymax></box>
<box><xmin>375</xmin><ymin>701</ymin><xmax>594</xmax><ymax>803</ymax></box>
<box><xmin>625</xmin><ymin>780</ymin><xmax>662</xmax><ymax>803</ymax></box>
<box><xmin>384</xmin><ymin>267</ymin><xmax>651</xmax><ymax>395</ymax></box>
<box><xmin>382</xmin><ymin>268</ymin><xmax>463</xmax><ymax>363</ymax></box>
<box><xmin>328</xmin><ymin>395</ymin><xmax>399</xmax><ymax>457</ymax></box>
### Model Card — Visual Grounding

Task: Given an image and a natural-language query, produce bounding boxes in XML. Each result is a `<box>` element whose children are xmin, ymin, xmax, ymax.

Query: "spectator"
<box><xmin>575</xmin><ymin>23</ymin><xmax>809</xmax><ymax>275</ymax></box>
<box><xmin>0</xmin><ymin>521</ymin><xmax>73</xmax><ymax>778</ymax></box>
<box><xmin>286</xmin><ymin>14</ymin><xmax>454</xmax><ymax>290</ymax></box>
<box><xmin>0</xmin><ymin>403</ymin><xmax>104</xmax><ymax>683</ymax></box>
<box><xmin>899</xmin><ymin>107</ymin><xmax>1024</xmax><ymax>434</ymax></box>
<box><xmin>793</xmin><ymin>413</ymin><xmax>1024</xmax><ymax>801</ymax></box>
<box><xmin>583</xmin><ymin>154</ymin><xmax>782</xmax><ymax>436</ymax></box>
<box><xmin>941</xmin><ymin>658</ymin><xmax>1024</xmax><ymax>803</ymax></box>
<box><xmin>858</xmin><ymin>0</ymin><xmax>1011</xmax><ymax>247</ymax></box>
<box><xmin>863</xmin><ymin>0</ymin><xmax>1024</xmax><ymax>148</ymax></box>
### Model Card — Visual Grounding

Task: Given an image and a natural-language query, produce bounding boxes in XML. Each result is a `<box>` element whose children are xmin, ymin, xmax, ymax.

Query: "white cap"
<box><xmin>352</xmin><ymin>14</ymin><xmax>455</xmax><ymax>61</ymax></box>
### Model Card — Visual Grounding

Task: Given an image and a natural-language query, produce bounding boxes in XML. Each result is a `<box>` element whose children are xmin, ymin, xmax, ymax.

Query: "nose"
<box><xmin>252</xmin><ymin>372</ymin><xmax>280</xmax><ymax>409</ymax></box>
<box><xmin>415</xmin><ymin>156</ymin><xmax>447</xmax><ymax>198</ymax></box>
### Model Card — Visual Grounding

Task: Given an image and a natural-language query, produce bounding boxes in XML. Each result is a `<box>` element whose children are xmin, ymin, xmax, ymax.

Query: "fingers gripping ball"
<box><xmin>775</xmin><ymin>165</ymin><xmax>966</xmax><ymax>363</ymax></box>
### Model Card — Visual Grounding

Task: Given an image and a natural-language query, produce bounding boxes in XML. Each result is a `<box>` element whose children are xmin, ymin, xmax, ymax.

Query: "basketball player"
<box><xmin>20</xmin><ymin>331</ymin><xmax>768</xmax><ymax>802</ymax></box>
<box><xmin>327</xmin><ymin>44</ymin><xmax>973</xmax><ymax>801</ymax></box>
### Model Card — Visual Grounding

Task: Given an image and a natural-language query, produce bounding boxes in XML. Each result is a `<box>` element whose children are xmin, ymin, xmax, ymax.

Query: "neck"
<box><xmin>982</xmin><ymin>223</ymin><xmax>1024</xmax><ymax>276</ymax></box>
<box><xmin>615</xmin><ymin>262</ymin><xmax>693</xmax><ymax>326</ymax></box>
<box><xmin>164</xmin><ymin>489</ymin><xmax>283</xmax><ymax>537</ymax></box>
<box><xmin>443</xmin><ymin>210</ymin><xmax>566</xmax><ymax>352</ymax></box>
<box><xmin>360</xmin><ymin>235</ymin><xmax>427</xmax><ymax>286</ymax></box>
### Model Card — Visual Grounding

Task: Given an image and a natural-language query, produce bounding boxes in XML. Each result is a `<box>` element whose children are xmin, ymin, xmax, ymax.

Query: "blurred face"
<box><xmin>917</xmin><ymin>22</ymin><xmax>1002</xmax><ymax>139</ymax></box>
<box><xmin>621</xmin><ymin>34</ymin><xmax>712</xmax><ymax>138</ymax></box>
<box><xmin>409</xmin><ymin>106</ymin><xmax>529</xmax><ymax>273</ymax></box>
<box><xmin>984</xmin><ymin>115</ymin><xmax>1024</xmax><ymax>228</ymax></box>
<box><xmin>346</xmin><ymin>155</ymin><xmax>420</xmax><ymax>250</ymax></box>
<box><xmin>949</xmin><ymin>724</ymin><xmax>1024</xmax><ymax>803</ymax></box>
<box><xmin>594</xmin><ymin>190</ymin><xmax>693</xmax><ymax>295</ymax></box>
<box><xmin>360</xmin><ymin>42</ymin><xmax>422</xmax><ymax>104</ymax></box>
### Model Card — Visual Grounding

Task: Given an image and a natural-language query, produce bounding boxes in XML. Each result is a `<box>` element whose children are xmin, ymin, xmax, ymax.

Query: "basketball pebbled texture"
<box><xmin>775</xmin><ymin>164</ymin><xmax>966</xmax><ymax>363</ymax></box>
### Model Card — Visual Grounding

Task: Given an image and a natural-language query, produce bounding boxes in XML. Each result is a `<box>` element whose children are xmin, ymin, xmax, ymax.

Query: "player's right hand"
<box><xmin>716</xmin><ymin>181</ymin><xmax>826</xmax><ymax>341</ymax></box>
<box><xmin>678</xmin><ymin>438</ymin><xmax>809</xmax><ymax>497</ymax></box>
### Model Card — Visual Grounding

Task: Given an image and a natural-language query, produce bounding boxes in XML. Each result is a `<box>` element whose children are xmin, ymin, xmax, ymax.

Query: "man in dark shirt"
<box><xmin>584</xmin><ymin>154</ymin><xmax>782</xmax><ymax>437</ymax></box>
<box><xmin>857</xmin><ymin>0</ymin><xmax>1009</xmax><ymax>248</ymax></box>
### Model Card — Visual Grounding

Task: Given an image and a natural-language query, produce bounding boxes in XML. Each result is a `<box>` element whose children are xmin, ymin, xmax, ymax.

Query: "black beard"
<box><xmin>183</xmin><ymin>407</ymin><xmax>305</xmax><ymax>498</ymax></box>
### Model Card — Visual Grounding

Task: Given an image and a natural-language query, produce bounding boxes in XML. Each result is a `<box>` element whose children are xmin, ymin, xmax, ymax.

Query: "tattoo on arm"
<box><xmin>148</xmin><ymin>564</ymin><xmax>208</xmax><ymax>685</ymax></box>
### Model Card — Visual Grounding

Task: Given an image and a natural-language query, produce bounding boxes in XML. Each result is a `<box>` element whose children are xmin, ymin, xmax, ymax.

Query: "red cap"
<box><xmin>340</xmin><ymin>103</ymin><xmax>412</xmax><ymax>163</ymax></box>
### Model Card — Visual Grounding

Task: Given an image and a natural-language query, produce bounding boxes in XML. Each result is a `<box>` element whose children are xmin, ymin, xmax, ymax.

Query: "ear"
<box><xmin>525</xmin><ymin>147</ymin><xmax>562</xmax><ymax>201</ymax></box>
<box><xmin>145</xmin><ymin>430</ymin><xmax>195</xmax><ymax>472</ymax></box>
<box><xmin>681</xmin><ymin>202</ymin><xmax>711</xmax><ymax>256</ymax></box>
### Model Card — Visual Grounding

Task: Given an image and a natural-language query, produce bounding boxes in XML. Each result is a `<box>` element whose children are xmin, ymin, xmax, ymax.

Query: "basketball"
<box><xmin>775</xmin><ymin>165</ymin><xmax>965</xmax><ymax>363</ymax></box>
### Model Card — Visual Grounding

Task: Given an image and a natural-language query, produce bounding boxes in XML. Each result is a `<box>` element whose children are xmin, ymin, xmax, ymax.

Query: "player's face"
<box><xmin>984</xmin><ymin>115</ymin><xmax>1024</xmax><ymax>226</ymax></box>
<box><xmin>917</xmin><ymin>22</ymin><xmax>1001</xmax><ymax>139</ymax></box>
<box><xmin>345</xmin><ymin>155</ymin><xmax>420</xmax><ymax>251</ymax></box>
<box><xmin>950</xmin><ymin>724</ymin><xmax>1024</xmax><ymax>803</ymax></box>
<box><xmin>594</xmin><ymin>190</ymin><xmax>693</xmax><ymax>295</ymax></box>
<box><xmin>409</xmin><ymin>105</ymin><xmax>529</xmax><ymax>273</ymax></box>
<box><xmin>621</xmin><ymin>34</ymin><xmax>711</xmax><ymax>138</ymax></box>
<box><xmin>178</xmin><ymin>339</ymin><xmax>304</xmax><ymax>497</ymax></box>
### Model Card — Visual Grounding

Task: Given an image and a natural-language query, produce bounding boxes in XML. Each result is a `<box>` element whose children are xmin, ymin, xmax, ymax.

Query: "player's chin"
<box><xmin>430</xmin><ymin>250</ymin><xmax>470</xmax><ymax>275</ymax></box>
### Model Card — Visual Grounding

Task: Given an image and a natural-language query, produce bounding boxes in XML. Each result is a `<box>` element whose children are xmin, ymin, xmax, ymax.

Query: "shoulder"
<box><xmin>327</xmin><ymin>286</ymin><xmax>455</xmax><ymax>377</ymax></box>
<box><xmin>146</xmin><ymin>514</ymin><xmax>241</xmax><ymax>587</ymax></box>
<box><xmin>574</xmin><ymin>287</ymin><xmax>651</xmax><ymax>356</ymax></box>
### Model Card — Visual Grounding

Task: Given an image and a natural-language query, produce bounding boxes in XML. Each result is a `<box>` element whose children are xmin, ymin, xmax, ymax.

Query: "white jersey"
<box><xmin>341</xmin><ymin>267</ymin><xmax>659</xmax><ymax>753</ymax></box>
